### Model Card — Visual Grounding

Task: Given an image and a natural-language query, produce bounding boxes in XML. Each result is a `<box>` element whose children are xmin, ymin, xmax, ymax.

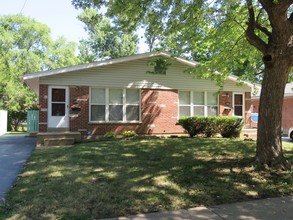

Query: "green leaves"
<box><xmin>146</xmin><ymin>58</ymin><xmax>172</xmax><ymax>75</ymax></box>
<box><xmin>0</xmin><ymin>14</ymin><xmax>80</xmax><ymax>130</ymax></box>
<box><xmin>77</xmin><ymin>8</ymin><xmax>138</xmax><ymax>62</ymax></box>
<box><xmin>71</xmin><ymin>0</ymin><xmax>264</xmax><ymax>84</ymax></box>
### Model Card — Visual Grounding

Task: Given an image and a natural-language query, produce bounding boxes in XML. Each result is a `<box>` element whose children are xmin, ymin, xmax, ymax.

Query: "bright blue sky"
<box><xmin>0</xmin><ymin>0</ymin><xmax>147</xmax><ymax>52</ymax></box>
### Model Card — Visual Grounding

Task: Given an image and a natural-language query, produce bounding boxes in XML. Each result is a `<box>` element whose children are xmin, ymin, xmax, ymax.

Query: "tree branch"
<box><xmin>245</xmin><ymin>0</ymin><xmax>268</xmax><ymax>53</ymax></box>
<box><xmin>255</xmin><ymin>22</ymin><xmax>271</xmax><ymax>37</ymax></box>
<box><xmin>254</xmin><ymin>8</ymin><xmax>271</xmax><ymax>37</ymax></box>
<box><xmin>259</xmin><ymin>0</ymin><xmax>293</xmax><ymax>27</ymax></box>
<box><xmin>277</xmin><ymin>0</ymin><xmax>293</xmax><ymax>8</ymax></box>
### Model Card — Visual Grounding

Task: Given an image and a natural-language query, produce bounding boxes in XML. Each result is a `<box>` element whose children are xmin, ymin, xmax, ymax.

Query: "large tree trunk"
<box><xmin>256</xmin><ymin>58</ymin><xmax>291</xmax><ymax>170</ymax></box>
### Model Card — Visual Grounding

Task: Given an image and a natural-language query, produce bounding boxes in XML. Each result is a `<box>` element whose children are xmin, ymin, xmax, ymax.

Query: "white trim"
<box><xmin>232</xmin><ymin>92</ymin><xmax>245</xmax><ymax>118</ymax></box>
<box><xmin>89</xmin><ymin>87</ymin><xmax>141</xmax><ymax>123</ymax></box>
<box><xmin>105</xmin><ymin>88</ymin><xmax>109</xmax><ymax>121</ymax></box>
<box><xmin>47</xmin><ymin>86</ymin><xmax>69</xmax><ymax>128</ymax></box>
<box><xmin>123</xmin><ymin>88</ymin><xmax>126</xmax><ymax>121</ymax></box>
<box><xmin>178</xmin><ymin>90</ymin><xmax>219</xmax><ymax>117</ymax></box>
<box><xmin>204</xmin><ymin>92</ymin><xmax>207</xmax><ymax>116</ymax></box>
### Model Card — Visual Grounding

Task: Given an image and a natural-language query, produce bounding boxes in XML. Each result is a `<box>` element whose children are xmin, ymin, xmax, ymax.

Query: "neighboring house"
<box><xmin>252</xmin><ymin>82</ymin><xmax>293</xmax><ymax>135</ymax></box>
<box><xmin>22</xmin><ymin>52</ymin><xmax>254</xmax><ymax>135</ymax></box>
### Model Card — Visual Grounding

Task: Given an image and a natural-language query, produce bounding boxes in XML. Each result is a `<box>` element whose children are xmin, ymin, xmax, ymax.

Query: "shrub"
<box><xmin>178</xmin><ymin>116</ymin><xmax>244</xmax><ymax>138</ymax></box>
<box><xmin>104</xmin><ymin>131</ymin><xmax>116</xmax><ymax>139</ymax></box>
<box><xmin>218</xmin><ymin>117</ymin><xmax>244</xmax><ymax>138</ymax></box>
<box><xmin>178</xmin><ymin>116</ymin><xmax>206</xmax><ymax>137</ymax></box>
<box><xmin>122</xmin><ymin>130</ymin><xmax>137</xmax><ymax>138</ymax></box>
<box><xmin>203</xmin><ymin>117</ymin><xmax>219</xmax><ymax>137</ymax></box>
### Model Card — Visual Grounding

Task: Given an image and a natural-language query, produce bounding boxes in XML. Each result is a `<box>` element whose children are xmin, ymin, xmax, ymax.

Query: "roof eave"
<box><xmin>21</xmin><ymin>51</ymin><xmax>182</xmax><ymax>81</ymax></box>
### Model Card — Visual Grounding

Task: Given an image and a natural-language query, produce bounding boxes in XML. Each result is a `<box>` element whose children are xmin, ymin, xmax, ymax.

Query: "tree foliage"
<box><xmin>72</xmin><ymin>0</ymin><xmax>263</xmax><ymax>83</ymax></box>
<box><xmin>0</xmin><ymin>14</ymin><xmax>79</xmax><ymax>130</ymax></box>
<box><xmin>72</xmin><ymin>0</ymin><xmax>293</xmax><ymax>169</ymax></box>
<box><xmin>78</xmin><ymin>8</ymin><xmax>138</xmax><ymax>62</ymax></box>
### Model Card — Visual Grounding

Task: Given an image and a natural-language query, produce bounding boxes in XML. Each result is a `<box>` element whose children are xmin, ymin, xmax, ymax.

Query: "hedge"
<box><xmin>178</xmin><ymin>116</ymin><xmax>244</xmax><ymax>138</ymax></box>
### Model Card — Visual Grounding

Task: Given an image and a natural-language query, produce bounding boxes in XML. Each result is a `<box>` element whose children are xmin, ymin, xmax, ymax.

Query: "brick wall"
<box><xmin>40</xmin><ymin>85</ymin><xmax>252</xmax><ymax>133</ymax></box>
<box><xmin>39</xmin><ymin>84</ymin><xmax>48</xmax><ymax>132</ymax></box>
<box><xmin>219</xmin><ymin>91</ymin><xmax>233</xmax><ymax>117</ymax></box>
<box><xmin>68</xmin><ymin>87</ymin><xmax>184</xmax><ymax>135</ymax></box>
<box><xmin>69</xmin><ymin>86</ymin><xmax>90</xmax><ymax>133</ymax></box>
<box><xmin>137</xmin><ymin>89</ymin><xmax>183</xmax><ymax>134</ymax></box>
<box><xmin>245</xmin><ymin>92</ymin><xmax>252</xmax><ymax>128</ymax></box>
<box><xmin>219</xmin><ymin>91</ymin><xmax>252</xmax><ymax>128</ymax></box>
<box><xmin>252</xmin><ymin>96</ymin><xmax>293</xmax><ymax>133</ymax></box>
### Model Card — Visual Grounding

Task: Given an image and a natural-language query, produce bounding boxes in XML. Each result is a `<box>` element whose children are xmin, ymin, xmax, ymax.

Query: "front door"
<box><xmin>233</xmin><ymin>93</ymin><xmax>244</xmax><ymax>117</ymax></box>
<box><xmin>48</xmin><ymin>86</ymin><xmax>69</xmax><ymax>128</ymax></box>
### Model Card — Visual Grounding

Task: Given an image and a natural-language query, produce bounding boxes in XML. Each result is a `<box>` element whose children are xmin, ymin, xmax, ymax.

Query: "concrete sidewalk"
<box><xmin>103</xmin><ymin>196</ymin><xmax>293</xmax><ymax>220</ymax></box>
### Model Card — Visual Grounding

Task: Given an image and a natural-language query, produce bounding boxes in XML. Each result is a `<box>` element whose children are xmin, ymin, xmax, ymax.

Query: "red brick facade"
<box><xmin>245</xmin><ymin>92</ymin><xmax>252</xmax><ymax>128</ymax></box>
<box><xmin>252</xmin><ymin>96</ymin><xmax>293</xmax><ymax>133</ymax></box>
<box><xmin>219</xmin><ymin>91</ymin><xmax>252</xmax><ymax>129</ymax></box>
<box><xmin>39</xmin><ymin>84</ymin><xmax>252</xmax><ymax>133</ymax></box>
<box><xmin>67</xmin><ymin>87</ymin><xmax>184</xmax><ymax>135</ymax></box>
<box><xmin>39</xmin><ymin>84</ymin><xmax>48</xmax><ymax>132</ymax></box>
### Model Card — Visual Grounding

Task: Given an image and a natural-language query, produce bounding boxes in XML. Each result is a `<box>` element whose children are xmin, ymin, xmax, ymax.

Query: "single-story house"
<box><xmin>22</xmin><ymin>51</ymin><xmax>254</xmax><ymax>135</ymax></box>
<box><xmin>252</xmin><ymin>82</ymin><xmax>293</xmax><ymax>135</ymax></box>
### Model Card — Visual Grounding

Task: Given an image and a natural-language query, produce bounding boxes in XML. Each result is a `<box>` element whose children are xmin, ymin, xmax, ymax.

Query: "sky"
<box><xmin>0</xmin><ymin>0</ymin><xmax>147</xmax><ymax>52</ymax></box>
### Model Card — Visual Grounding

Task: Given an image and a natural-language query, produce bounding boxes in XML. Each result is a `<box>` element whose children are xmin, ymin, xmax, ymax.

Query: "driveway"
<box><xmin>0</xmin><ymin>135</ymin><xmax>36</xmax><ymax>203</ymax></box>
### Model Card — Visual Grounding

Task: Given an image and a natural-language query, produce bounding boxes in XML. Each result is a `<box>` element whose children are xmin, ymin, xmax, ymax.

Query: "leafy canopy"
<box><xmin>78</xmin><ymin>8</ymin><xmax>138</xmax><ymax>62</ymax></box>
<box><xmin>0</xmin><ymin>14</ymin><xmax>79</xmax><ymax>129</ymax></box>
<box><xmin>72</xmin><ymin>0</ymin><xmax>263</xmax><ymax>83</ymax></box>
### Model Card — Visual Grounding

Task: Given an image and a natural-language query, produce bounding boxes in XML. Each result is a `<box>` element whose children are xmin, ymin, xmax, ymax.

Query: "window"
<box><xmin>90</xmin><ymin>88</ymin><xmax>140</xmax><ymax>122</ymax></box>
<box><xmin>193</xmin><ymin>92</ymin><xmax>205</xmax><ymax>116</ymax></box>
<box><xmin>179</xmin><ymin>91</ymin><xmax>191</xmax><ymax>118</ymax></box>
<box><xmin>126</xmin><ymin>89</ymin><xmax>140</xmax><ymax>121</ymax></box>
<box><xmin>179</xmin><ymin>91</ymin><xmax>218</xmax><ymax>117</ymax></box>
<box><xmin>91</xmin><ymin>88</ymin><xmax>105</xmax><ymax>121</ymax></box>
<box><xmin>207</xmin><ymin>92</ymin><xmax>218</xmax><ymax>116</ymax></box>
<box><xmin>51</xmin><ymin>88</ymin><xmax>66</xmax><ymax>116</ymax></box>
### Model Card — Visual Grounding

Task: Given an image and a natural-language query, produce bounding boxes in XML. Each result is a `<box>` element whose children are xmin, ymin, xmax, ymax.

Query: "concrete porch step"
<box><xmin>44</xmin><ymin>137</ymin><xmax>75</xmax><ymax>147</ymax></box>
<box><xmin>37</xmin><ymin>132</ymin><xmax>81</xmax><ymax>147</ymax></box>
<box><xmin>242</xmin><ymin>129</ymin><xmax>258</xmax><ymax>134</ymax></box>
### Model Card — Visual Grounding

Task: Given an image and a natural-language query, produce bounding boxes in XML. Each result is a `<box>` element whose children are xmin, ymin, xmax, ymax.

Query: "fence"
<box><xmin>0</xmin><ymin>110</ymin><xmax>7</xmax><ymax>136</ymax></box>
<box><xmin>27</xmin><ymin>110</ymin><xmax>39</xmax><ymax>133</ymax></box>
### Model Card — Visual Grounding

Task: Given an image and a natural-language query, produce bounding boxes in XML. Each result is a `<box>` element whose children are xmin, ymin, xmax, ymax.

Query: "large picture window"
<box><xmin>90</xmin><ymin>88</ymin><xmax>140</xmax><ymax>122</ymax></box>
<box><xmin>179</xmin><ymin>91</ymin><xmax>218</xmax><ymax>117</ymax></box>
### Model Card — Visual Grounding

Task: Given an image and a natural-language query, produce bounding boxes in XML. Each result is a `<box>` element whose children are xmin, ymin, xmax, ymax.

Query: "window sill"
<box><xmin>88</xmin><ymin>121</ymin><xmax>142</xmax><ymax>125</ymax></box>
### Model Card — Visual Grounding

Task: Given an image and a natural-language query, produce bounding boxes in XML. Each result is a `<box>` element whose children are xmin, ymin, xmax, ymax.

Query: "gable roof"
<box><xmin>21</xmin><ymin>51</ymin><xmax>254</xmax><ymax>94</ymax></box>
<box><xmin>22</xmin><ymin>52</ymin><xmax>197</xmax><ymax>81</ymax></box>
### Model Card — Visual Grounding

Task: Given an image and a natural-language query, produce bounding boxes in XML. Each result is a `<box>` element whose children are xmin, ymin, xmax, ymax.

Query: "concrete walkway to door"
<box><xmin>0</xmin><ymin>135</ymin><xmax>36</xmax><ymax>203</ymax></box>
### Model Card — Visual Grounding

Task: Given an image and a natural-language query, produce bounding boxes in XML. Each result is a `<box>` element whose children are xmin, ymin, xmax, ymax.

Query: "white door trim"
<box><xmin>48</xmin><ymin>86</ymin><xmax>69</xmax><ymax>128</ymax></box>
<box><xmin>232</xmin><ymin>92</ymin><xmax>245</xmax><ymax>117</ymax></box>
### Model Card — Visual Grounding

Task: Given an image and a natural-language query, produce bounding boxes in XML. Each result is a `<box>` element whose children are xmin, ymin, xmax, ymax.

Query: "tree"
<box><xmin>72</xmin><ymin>0</ymin><xmax>292</xmax><ymax>169</ymax></box>
<box><xmin>0</xmin><ymin>15</ymin><xmax>80</xmax><ymax>131</ymax></box>
<box><xmin>47</xmin><ymin>37</ymin><xmax>80</xmax><ymax>70</ymax></box>
<box><xmin>78</xmin><ymin>8</ymin><xmax>138</xmax><ymax>62</ymax></box>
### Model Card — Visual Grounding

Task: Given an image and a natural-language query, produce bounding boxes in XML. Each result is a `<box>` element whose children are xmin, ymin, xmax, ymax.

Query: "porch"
<box><xmin>36</xmin><ymin>131</ymin><xmax>81</xmax><ymax>147</ymax></box>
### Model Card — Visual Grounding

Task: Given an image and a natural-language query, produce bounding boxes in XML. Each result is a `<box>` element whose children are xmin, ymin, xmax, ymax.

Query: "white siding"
<box><xmin>40</xmin><ymin>58</ymin><xmax>251</xmax><ymax>92</ymax></box>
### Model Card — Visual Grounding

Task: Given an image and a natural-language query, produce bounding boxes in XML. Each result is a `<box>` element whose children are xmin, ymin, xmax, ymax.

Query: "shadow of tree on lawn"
<box><xmin>0</xmin><ymin>138</ymin><xmax>292</xmax><ymax>219</ymax></box>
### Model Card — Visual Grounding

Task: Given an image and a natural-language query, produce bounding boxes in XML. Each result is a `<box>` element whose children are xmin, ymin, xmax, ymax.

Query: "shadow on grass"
<box><xmin>0</xmin><ymin>138</ymin><xmax>292</xmax><ymax>219</ymax></box>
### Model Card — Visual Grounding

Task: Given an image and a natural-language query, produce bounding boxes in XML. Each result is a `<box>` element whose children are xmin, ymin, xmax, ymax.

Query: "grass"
<box><xmin>0</xmin><ymin>138</ymin><xmax>292</xmax><ymax>219</ymax></box>
<box><xmin>5</xmin><ymin>131</ymin><xmax>27</xmax><ymax>135</ymax></box>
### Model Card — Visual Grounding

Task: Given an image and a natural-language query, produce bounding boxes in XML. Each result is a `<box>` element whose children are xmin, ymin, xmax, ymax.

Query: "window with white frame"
<box><xmin>90</xmin><ymin>88</ymin><xmax>140</xmax><ymax>122</ymax></box>
<box><xmin>179</xmin><ymin>91</ymin><xmax>218</xmax><ymax>117</ymax></box>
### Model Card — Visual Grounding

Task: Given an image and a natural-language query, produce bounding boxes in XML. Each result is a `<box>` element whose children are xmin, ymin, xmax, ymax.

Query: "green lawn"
<box><xmin>0</xmin><ymin>138</ymin><xmax>292</xmax><ymax>219</ymax></box>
